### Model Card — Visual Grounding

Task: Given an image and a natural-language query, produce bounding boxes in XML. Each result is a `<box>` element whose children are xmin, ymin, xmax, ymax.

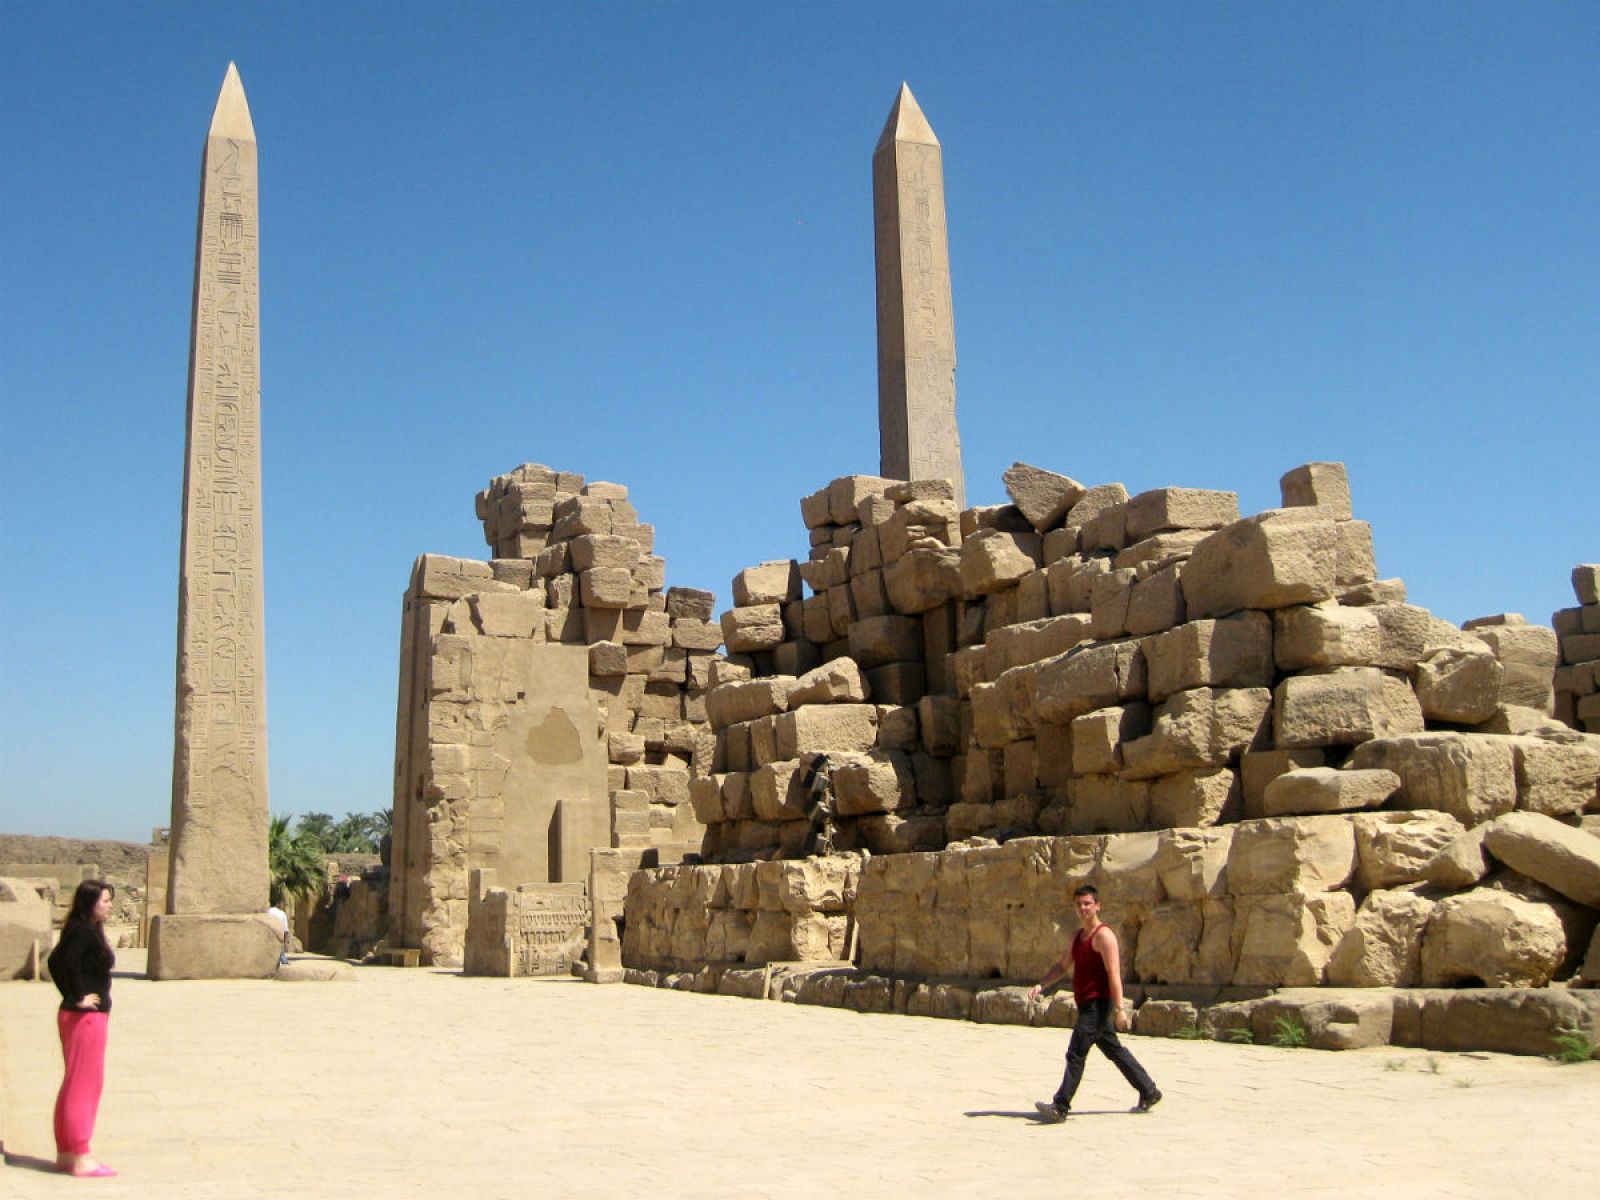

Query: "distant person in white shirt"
<box><xmin>266</xmin><ymin>895</ymin><xmax>290</xmax><ymax>965</ymax></box>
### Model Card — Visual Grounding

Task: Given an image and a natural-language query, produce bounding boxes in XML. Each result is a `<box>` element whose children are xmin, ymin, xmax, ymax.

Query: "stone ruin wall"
<box><xmin>621</xmin><ymin>461</ymin><xmax>1600</xmax><ymax>1051</ymax></box>
<box><xmin>390</xmin><ymin>463</ymin><xmax>725</xmax><ymax>966</ymax></box>
<box><xmin>1554</xmin><ymin>564</ymin><xmax>1600</xmax><ymax>733</ymax></box>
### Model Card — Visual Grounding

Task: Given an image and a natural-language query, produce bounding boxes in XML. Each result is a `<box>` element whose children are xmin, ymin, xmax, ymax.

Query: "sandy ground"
<box><xmin>1</xmin><ymin>949</ymin><xmax>1593</xmax><ymax>1199</ymax></box>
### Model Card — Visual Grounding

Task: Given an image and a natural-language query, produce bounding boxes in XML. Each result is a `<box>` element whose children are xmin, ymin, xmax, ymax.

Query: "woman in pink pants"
<box><xmin>46</xmin><ymin>880</ymin><xmax>117</xmax><ymax>1178</ymax></box>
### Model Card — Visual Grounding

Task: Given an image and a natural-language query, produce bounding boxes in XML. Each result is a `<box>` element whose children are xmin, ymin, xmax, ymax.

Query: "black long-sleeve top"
<box><xmin>47</xmin><ymin>922</ymin><xmax>114</xmax><ymax>1015</ymax></box>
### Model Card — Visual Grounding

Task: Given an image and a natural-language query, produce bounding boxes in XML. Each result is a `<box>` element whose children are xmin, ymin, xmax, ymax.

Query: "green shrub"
<box><xmin>1270</xmin><ymin>1015</ymin><xmax>1308</xmax><ymax>1049</ymax></box>
<box><xmin>1551</xmin><ymin>1027</ymin><xmax>1597</xmax><ymax>1064</ymax></box>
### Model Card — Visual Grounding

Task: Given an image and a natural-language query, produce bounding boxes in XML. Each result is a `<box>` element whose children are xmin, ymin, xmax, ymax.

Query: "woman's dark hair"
<box><xmin>65</xmin><ymin>880</ymin><xmax>115</xmax><ymax>960</ymax></box>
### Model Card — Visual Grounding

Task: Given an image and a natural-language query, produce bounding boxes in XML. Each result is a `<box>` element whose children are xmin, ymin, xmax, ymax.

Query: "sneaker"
<box><xmin>1034</xmin><ymin>1100</ymin><xmax>1068</xmax><ymax>1123</ymax></box>
<box><xmin>1131</xmin><ymin>1089</ymin><xmax>1163</xmax><ymax>1114</ymax></box>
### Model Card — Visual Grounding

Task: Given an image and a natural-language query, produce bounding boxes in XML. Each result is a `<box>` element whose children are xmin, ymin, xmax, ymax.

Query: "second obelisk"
<box><xmin>872</xmin><ymin>82</ymin><xmax>966</xmax><ymax>508</ymax></box>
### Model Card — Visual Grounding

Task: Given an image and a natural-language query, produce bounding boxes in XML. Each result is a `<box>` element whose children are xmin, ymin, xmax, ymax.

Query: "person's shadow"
<box><xmin>2</xmin><ymin>1147</ymin><xmax>63</xmax><ymax>1174</ymax></box>
<box><xmin>965</xmin><ymin>1108</ymin><xmax>1125</xmax><ymax>1122</ymax></box>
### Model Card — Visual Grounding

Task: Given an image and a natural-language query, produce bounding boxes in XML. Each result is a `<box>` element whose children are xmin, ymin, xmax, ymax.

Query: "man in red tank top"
<box><xmin>1027</xmin><ymin>884</ymin><xmax>1161</xmax><ymax>1122</ymax></box>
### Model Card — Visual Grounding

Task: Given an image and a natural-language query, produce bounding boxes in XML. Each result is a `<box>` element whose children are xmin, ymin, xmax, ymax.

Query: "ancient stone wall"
<box><xmin>1554</xmin><ymin>564</ymin><xmax>1600</xmax><ymax>732</ymax></box>
<box><xmin>620</xmin><ymin>459</ymin><xmax>1600</xmax><ymax>1051</ymax></box>
<box><xmin>390</xmin><ymin>464</ymin><xmax>723</xmax><ymax>965</ymax></box>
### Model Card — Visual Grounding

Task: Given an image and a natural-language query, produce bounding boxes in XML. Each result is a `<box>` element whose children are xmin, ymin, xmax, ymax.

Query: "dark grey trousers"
<box><xmin>1052</xmin><ymin>997</ymin><xmax>1158</xmax><ymax>1111</ymax></box>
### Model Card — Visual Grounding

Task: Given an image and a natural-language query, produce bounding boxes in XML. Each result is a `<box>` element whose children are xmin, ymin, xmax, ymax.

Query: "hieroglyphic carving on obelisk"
<box><xmin>872</xmin><ymin>82</ymin><xmax>965</xmax><ymax>508</ymax></box>
<box><xmin>169</xmin><ymin>62</ymin><xmax>269</xmax><ymax>916</ymax></box>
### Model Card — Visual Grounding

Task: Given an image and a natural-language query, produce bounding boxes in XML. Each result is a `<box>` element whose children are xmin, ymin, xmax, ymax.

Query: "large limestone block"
<box><xmin>883</xmin><ymin>545</ymin><xmax>962</xmax><ymax>613</ymax></box>
<box><xmin>414</xmin><ymin>554</ymin><xmax>497</xmax><ymax>601</ymax></box>
<box><xmin>1034</xmin><ymin>641</ymin><xmax>1147</xmax><ymax>723</ymax></box>
<box><xmin>1414</xmin><ymin>646</ymin><xmax>1503</xmax><ymax>724</ymax></box>
<box><xmin>0</xmin><ymin>878</ymin><xmax>51</xmax><ymax>978</ymax></box>
<box><xmin>1334</xmin><ymin>521</ymin><xmax>1375</xmax><ymax>588</ymax></box>
<box><xmin>1227</xmin><ymin>816</ymin><xmax>1357</xmax><ymax>895</ymax></box>
<box><xmin>1326</xmin><ymin>889</ymin><xmax>1435</xmax><ymax>987</ymax></box>
<box><xmin>1507</xmin><ymin>735</ymin><xmax>1600</xmax><ymax>817</ymax></box>
<box><xmin>1397</xmin><ymin>988</ymin><xmax>1600</xmax><ymax>1057</ymax></box>
<box><xmin>147</xmin><ymin>914</ymin><xmax>282</xmax><ymax>980</ymax></box>
<box><xmin>847</xmin><ymin>614</ymin><xmax>921</xmax><ymax>670</ymax></box>
<box><xmin>1231</xmin><ymin>892</ymin><xmax>1356</xmax><ymax>987</ymax></box>
<box><xmin>569</xmin><ymin>534</ymin><xmax>641</xmax><ymax>572</ymax></box>
<box><xmin>1143</xmin><ymin>612</ymin><xmax>1273</xmax><ymax>703</ymax></box>
<box><xmin>469</xmin><ymin>590</ymin><xmax>545</xmax><ymax>638</ymax></box>
<box><xmin>1156</xmin><ymin>827</ymin><xmax>1234</xmax><ymax>900</ymax></box>
<box><xmin>1125</xmin><ymin>562</ymin><xmax>1186</xmax><ymax>636</ymax></box>
<box><xmin>987</xmin><ymin>614</ymin><xmax>1094</xmax><ymax>675</ymax></box>
<box><xmin>828</xmin><ymin>476</ymin><xmax>895</xmax><ymax>526</ymax></box>
<box><xmin>1070</xmin><ymin>704</ymin><xmax>1151</xmax><ymax>775</ymax></box>
<box><xmin>687</xmin><ymin>776</ymin><xmax>724</xmax><ymax>824</ymax></box>
<box><xmin>1251</xmin><ymin>990</ymin><xmax>1394</xmax><ymax>1050</ymax></box>
<box><xmin>1262</xmin><ymin>767</ymin><xmax>1401</xmax><ymax>816</ymax></box>
<box><xmin>832</xmin><ymin>751</ymin><xmax>917</xmax><ymax>815</ymax></box>
<box><xmin>720</xmin><ymin>604</ymin><xmax>785</xmax><ymax>653</ymax></box>
<box><xmin>1349</xmin><ymin>810</ymin><xmax>1464</xmax><ymax>889</ymax></box>
<box><xmin>1149</xmin><ymin>767</ymin><xmax>1240</xmax><ymax>828</ymax></box>
<box><xmin>733</xmin><ymin>560</ymin><xmax>802</xmax><ymax>606</ymax></box>
<box><xmin>1351</xmin><ymin>733</ymin><xmax>1517</xmax><ymax>826</ymax></box>
<box><xmin>1423</xmin><ymin>824</ymin><xmax>1491</xmax><ymax>889</ymax></box>
<box><xmin>1120</xmin><ymin>687</ymin><xmax>1272</xmax><ymax>779</ymax></box>
<box><xmin>1135</xmin><ymin>899</ymin><xmax>1235</xmax><ymax>985</ymax></box>
<box><xmin>1279</xmin><ymin>462</ymin><xmax>1352</xmax><ymax>520</ymax></box>
<box><xmin>960</xmin><ymin>529</ymin><xmax>1041</xmax><ymax>596</ymax></box>
<box><xmin>1272</xmin><ymin>603</ymin><xmax>1383</xmax><ymax>670</ymax></box>
<box><xmin>1182</xmin><ymin>512</ymin><xmax>1338</xmax><ymax>619</ymax></box>
<box><xmin>968</xmin><ymin>674</ymin><xmax>1037</xmax><ymax>749</ymax></box>
<box><xmin>1239</xmin><ymin>747</ymin><xmax>1327</xmax><ymax>818</ymax></box>
<box><xmin>1481</xmin><ymin>811</ymin><xmax>1600</xmax><ymax>907</ymax></box>
<box><xmin>774</xmin><ymin>704</ymin><xmax>881</xmax><ymax>760</ymax></box>
<box><xmin>1420</xmin><ymin>890</ymin><xmax>1565</xmax><ymax>987</ymax></box>
<box><xmin>787</xmin><ymin>658</ymin><xmax>869</xmax><ymax>706</ymax></box>
<box><xmin>705</xmin><ymin>677</ymin><xmax>795</xmax><ymax>730</ymax></box>
<box><xmin>1469</xmin><ymin>623</ymin><xmax>1558</xmax><ymax>710</ymax></box>
<box><xmin>626</xmin><ymin>763</ymin><xmax>690</xmax><ymax>807</ymax></box>
<box><xmin>1064</xmin><ymin>775</ymin><xmax>1149</xmax><ymax>833</ymax></box>
<box><xmin>774</xmin><ymin>857</ymin><xmax>857</xmax><ymax>914</ymax></box>
<box><xmin>1125</xmin><ymin>487</ymin><xmax>1239</xmax><ymax>542</ymax></box>
<box><xmin>1367</xmin><ymin>603</ymin><xmax>1433</xmax><ymax>671</ymax></box>
<box><xmin>1001</xmin><ymin>462</ymin><xmax>1086</xmax><ymax>532</ymax></box>
<box><xmin>750</xmin><ymin>762</ymin><xmax>808</xmax><ymax>822</ymax></box>
<box><xmin>1273</xmin><ymin>668</ymin><xmax>1422</xmax><ymax>749</ymax></box>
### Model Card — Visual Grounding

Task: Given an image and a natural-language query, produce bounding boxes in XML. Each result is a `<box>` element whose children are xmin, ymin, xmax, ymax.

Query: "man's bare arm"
<box><xmin>1028</xmin><ymin>946</ymin><xmax>1075</xmax><ymax>1001</ymax></box>
<box><xmin>1094</xmin><ymin>926</ymin><xmax>1131</xmax><ymax>1030</ymax></box>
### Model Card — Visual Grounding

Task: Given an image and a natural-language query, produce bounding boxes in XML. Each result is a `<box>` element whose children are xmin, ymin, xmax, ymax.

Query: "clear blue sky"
<box><xmin>3</xmin><ymin>3</ymin><xmax>1596</xmax><ymax>843</ymax></box>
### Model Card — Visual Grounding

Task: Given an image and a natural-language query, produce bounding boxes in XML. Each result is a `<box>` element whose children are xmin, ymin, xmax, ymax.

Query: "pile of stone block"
<box><xmin>1555</xmin><ymin>564</ymin><xmax>1600</xmax><ymax>732</ymax></box>
<box><xmin>390</xmin><ymin>463</ymin><xmax>726</xmax><ymax>965</ymax></box>
<box><xmin>619</xmin><ymin>457</ymin><xmax>1600</xmax><ymax>1048</ymax></box>
<box><xmin>693</xmin><ymin>460</ymin><xmax>1589</xmax><ymax>862</ymax></box>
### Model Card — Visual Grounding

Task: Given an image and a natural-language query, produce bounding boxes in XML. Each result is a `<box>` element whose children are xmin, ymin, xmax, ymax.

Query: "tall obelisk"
<box><xmin>151</xmin><ymin>63</ymin><xmax>278</xmax><ymax>979</ymax></box>
<box><xmin>872</xmin><ymin>82</ymin><xmax>965</xmax><ymax>508</ymax></box>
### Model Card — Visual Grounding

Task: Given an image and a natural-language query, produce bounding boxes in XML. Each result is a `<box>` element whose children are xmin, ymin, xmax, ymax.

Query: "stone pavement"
<box><xmin>0</xmin><ymin>950</ymin><xmax>1592</xmax><ymax>1199</ymax></box>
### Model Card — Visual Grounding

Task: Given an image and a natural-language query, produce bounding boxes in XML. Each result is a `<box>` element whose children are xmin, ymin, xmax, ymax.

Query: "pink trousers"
<box><xmin>54</xmin><ymin>1010</ymin><xmax>108</xmax><ymax>1156</ymax></box>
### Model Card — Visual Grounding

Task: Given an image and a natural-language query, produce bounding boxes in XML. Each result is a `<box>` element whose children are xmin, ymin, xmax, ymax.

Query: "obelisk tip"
<box><xmin>875</xmin><ymin>81</ymin><xmax>938</xmax><ymax>152</ymax></box>
<box><xmin>208</xmin><ymin>62</ymin><xmax>256</xmax><ymax>142</ymax></box>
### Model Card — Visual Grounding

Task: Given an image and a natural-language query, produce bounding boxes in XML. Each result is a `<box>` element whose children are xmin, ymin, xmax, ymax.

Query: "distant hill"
<box><xmin>0</xmin><ymin>833</ymin><xmax>152</xmax><ymax>884</ymax></box>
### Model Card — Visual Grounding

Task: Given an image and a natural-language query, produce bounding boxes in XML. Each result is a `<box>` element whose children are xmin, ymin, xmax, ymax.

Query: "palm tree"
<box><xmin>325</xmin><ymin>811</ymin><xmax>385</xmax><ymax>854</ymax></box>
<box><xmin>293</xmin><ymin>811</ymin><xmax>336</xmax><ymax>851</ymax></box>
<box><xmin>269</xmin><ymin>814</ymin><xmax>328</xmax><ymax>906</ymax></box>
